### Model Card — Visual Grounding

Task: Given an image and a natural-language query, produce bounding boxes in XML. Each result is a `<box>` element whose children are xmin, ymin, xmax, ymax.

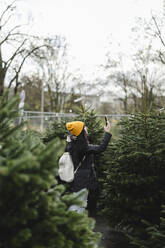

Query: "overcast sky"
<box><xmin>17</xmin><ymin>0</ymin><xmax>163</xmax><ymax>76</ymax></box>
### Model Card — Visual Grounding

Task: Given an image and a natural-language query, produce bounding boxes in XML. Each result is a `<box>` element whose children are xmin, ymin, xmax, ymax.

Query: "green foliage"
<box><xmin>76</xmin><ymin>106</ymin><xmax>104</xmax><ymax>144</ymax></box>
<box><xmin>102</xmin><ymin>112</ymin><xmax>165</xmax><ymax>237</ymax></box>
<box><xmin>129</xmin><ymin>205</ymin><xmax>165</xmax><ymax>248</ymax></box>
<box><xmin>0</xmin><ymin>93</ymin><xmax>100</xmax><ymax>248</ymax></box>
<box><xmin>109</xmin><ymin>122</ymin><xmax>121</xmax><ymax>141</ymax></box>
<box><xmin>0</xmin><ymin>92</ymin><xmax>21</xmax><ymax>139</ymax></box>
<box><xmin>43</xmin><ymin>119</ymin><xmax>67</xmax><ymax>143</ymax></box>
<box><xmin>63</xmin><ymin>91</ymin><xmax>82</xmax><ymax>113</ymax></box>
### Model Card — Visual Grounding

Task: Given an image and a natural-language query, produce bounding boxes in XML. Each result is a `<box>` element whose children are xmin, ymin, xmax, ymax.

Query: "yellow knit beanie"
<box><xmin>66</xmin><ymin>121</ymin><xmax>84</xmax><ymax>136</ymax></box>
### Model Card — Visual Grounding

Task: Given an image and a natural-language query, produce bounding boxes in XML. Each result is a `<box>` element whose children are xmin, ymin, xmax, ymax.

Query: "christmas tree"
<box><xmin>101</xmin><ymin>112</ymin><xmax>165</xmax><ymax>245</ymax></box>
<box><xmin>43</xmin><ymin>118</ymin><xmax>67</xmax><ymax>143</ymax></box>
<box><xmin>129</xmin><ymin>205</ymin><xmax>165</xmax><ymax>248</ymax></box>
<box><xmin>0</xmin><ymin>92</ymin><xmax>100</xmax><ymax>248</ymax></box>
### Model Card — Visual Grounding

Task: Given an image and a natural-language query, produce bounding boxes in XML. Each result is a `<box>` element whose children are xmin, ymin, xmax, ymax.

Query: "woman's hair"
<box><xmin>70</xmin><ymin>128</ymin><xmax>88</xmax><ymax>164</ymax></box>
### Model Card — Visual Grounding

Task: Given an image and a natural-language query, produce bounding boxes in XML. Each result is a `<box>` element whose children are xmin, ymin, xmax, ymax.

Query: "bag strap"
<box><xmin>74</xmin><ymin>155</ymin><xmax>86</xmax><ymax>175</ymax></box>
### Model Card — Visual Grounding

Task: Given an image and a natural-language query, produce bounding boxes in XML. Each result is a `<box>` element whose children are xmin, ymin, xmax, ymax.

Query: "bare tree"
<box><xmin>99</xmin><ymin>39</ymin><xmax>165</xmax><ymax>113</ymax></box>
<box><xmin>20</xmin><ymin>73</ymin><xmax>43</xmax><ymax>111</ymax></box>
<box><xmin>97</xmin><ymin>51</ymin><xmax>133</xmax><ymax>113</ymax></box>
<box><xmin>0</xmin><ymin>0</ymin><xmax>45</xmax><ymax>95</ymax></box>
<box><xmin>151</xmin><ymin>15</ymin><xmax>165</xmax><ymax>64</ymax></box>
<box><xmin>130</xmin><ymin>16</ymin><xmax>165</xmax><ymax>111</ymax></box>
<box><xmin>31</xmin><ymin>36</ymin><xmax>72</xmax><ymax>112</ymax></box>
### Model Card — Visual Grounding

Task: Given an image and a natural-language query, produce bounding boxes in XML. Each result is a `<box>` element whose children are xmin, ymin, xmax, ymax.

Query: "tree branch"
<box><xmin>0</xmin><ymin>13</ymin><xmax>13</xmax><ymax>29</ymax></box>
<box><xmin>152</xmin><ymin>15</ymin><xmax>165</xmax><ymax>47</ymax></box>
<box><xmin>0</xmin><ymin>0</ymin><xmax>18</xmax><ymax>24</ymax></box>
<box><xmin>0</xmin><ymin>25</ymin><xmax>23</xmax><ymax>46</ymax></box>
<box><xmin>158</xmin><ymin>51</ymin><xmax>165</xmax><ymax>64</ymax></box>
<box><xmin>7</xmin><ymin>45</ymin><xmax>47</xmax><ymax>88</ymax></box>
<box><xmin>6</xmin><ymin>39</ymin><xmax>27</xmax><ymax>70</ymax></box>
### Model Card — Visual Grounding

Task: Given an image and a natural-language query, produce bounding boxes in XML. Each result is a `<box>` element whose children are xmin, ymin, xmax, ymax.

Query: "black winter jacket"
<box><xmin>66</xmin><ymin>132</ymin><xmax>112</xmax><ymax>192</ymax></box>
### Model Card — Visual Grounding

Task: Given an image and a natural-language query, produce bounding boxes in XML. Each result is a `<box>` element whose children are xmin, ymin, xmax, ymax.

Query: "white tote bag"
<box><xmin>58</xmin><ymin>152</ymin><xmax>75</xmax><ymax>182</ymax></box>
<box><xmin>58</xmin><ymin>152</ymin><xmax>85</xmax><ymax>183</ymax></box>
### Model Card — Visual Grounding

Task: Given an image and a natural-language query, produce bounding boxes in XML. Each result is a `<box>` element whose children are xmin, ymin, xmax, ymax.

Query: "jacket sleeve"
<box><xmin>87</xmin><ymin>132</ymin><xmax>112</xmax><ymax>154</ymax></box>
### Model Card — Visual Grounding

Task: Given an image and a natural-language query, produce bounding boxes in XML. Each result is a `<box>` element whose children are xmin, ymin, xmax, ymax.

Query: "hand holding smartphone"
<box><xmin>104</xmin><ymin>115</ymin><xmax>111</xmax><ymax>132</ymax></box>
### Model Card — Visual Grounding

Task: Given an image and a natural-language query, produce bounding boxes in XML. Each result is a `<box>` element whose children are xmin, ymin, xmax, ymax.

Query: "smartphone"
<box><xmin>105</xmin><ymin>116</ymin><xmax>108</xmax><ymax>126</ymax></box>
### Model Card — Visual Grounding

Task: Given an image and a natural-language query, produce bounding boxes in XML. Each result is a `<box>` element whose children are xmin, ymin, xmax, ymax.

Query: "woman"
<box><xmin>65</xmin><ymin>120</ymin><xmax>111</xmax><ymax>213</ymax></box>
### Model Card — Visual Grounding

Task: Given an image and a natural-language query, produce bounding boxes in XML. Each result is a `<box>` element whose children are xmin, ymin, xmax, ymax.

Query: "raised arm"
<box><xmin>87</xmin><ymin>120</ymin><xmax>112</xmax><ymax>153</ymax></box>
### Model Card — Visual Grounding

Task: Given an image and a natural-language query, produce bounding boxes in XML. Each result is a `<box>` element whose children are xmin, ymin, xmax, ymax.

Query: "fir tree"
<box><xmin>43</xmin><ymin>118</ymin><xmax>67</xmax><ymax>143</ymax></box>
<box><xmin>0</xmin><ymin>93</ymin><xmax>100</xmax><ymax>248</ymax></box>
<box><xmin>129</xmin><ymin>205</ymin><xmax>165</xmax><ymax>248</ymax></box>
<box><xmin>102</xmin><ymin>112</ymin><xmax>165</xmax><ymax>239</ymax></box>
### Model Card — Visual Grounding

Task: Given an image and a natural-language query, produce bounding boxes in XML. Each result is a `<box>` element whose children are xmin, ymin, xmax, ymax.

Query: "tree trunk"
<box><xmin>0</xmin><ymin>48</ymin><xmax>5</xmax><ymax>96</ymax></box>
<box><xmin>0</xmin><ymin>69</ymin><xmax>6</xmax><ymax>96</ymax></box>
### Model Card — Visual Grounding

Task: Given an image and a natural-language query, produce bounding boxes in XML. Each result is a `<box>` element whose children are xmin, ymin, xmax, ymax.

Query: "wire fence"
<box><xmin>18</xmin><ymin>110</ymin><xmax>131</xmax><ymax>133</ymax></box>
